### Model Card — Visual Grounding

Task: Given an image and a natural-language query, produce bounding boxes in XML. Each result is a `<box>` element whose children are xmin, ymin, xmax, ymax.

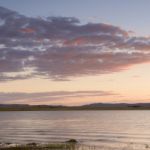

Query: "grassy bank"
<box><xmin>0</xmin><ymin>140</ymin><xmax>90</xmax><ymax>150</ymax></box>
<box><xmin>0</xmin><ymin>143</ymin><xmax>77</xmax><ymax>150</ymax></box>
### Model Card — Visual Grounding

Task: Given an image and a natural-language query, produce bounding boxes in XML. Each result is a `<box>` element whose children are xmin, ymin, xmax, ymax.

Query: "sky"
<box><xmin>0</xmin><ymin>0</ymin><xmax>150</xmax><ymax>105</ymax></box>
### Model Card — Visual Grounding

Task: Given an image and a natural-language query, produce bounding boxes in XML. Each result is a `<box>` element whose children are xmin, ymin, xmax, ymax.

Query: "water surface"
<box><xmin>0</xmin><ymin>111</ymin><xmax>150</xmax><ymax>149</ymax></box>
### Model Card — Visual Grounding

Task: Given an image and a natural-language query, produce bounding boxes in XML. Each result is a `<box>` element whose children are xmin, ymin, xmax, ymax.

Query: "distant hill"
<box><xmin>83</xmin><ymin>102</ymin><xmax>150</xmax><ymax>107</ymax></box>
<box><xmin>0</xmin><ymin>103</ymin><xmax>150</xmax><ymax>111</ymax></box>
<box><xmin>82</xmin><ymin>103</ymin><xmax>150</xmax><ymax>109</ymax></box>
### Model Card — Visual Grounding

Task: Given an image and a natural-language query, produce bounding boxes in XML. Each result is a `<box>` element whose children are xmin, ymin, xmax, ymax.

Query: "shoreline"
<box><xmin>0</xmin><ymin>140</ymin><xmax>89</xmax><ymax>150</ymax></box>
<box><xmin>1</xmin><ymin>103</ymin><xmax>150</xmax><ymax>111</ymax></box>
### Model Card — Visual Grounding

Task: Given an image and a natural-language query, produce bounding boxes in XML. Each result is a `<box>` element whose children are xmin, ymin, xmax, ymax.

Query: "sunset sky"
<box><xmin>0</xmin><ymin>0</ymin><xmax>150</xmax><ymax>105</ymax></box>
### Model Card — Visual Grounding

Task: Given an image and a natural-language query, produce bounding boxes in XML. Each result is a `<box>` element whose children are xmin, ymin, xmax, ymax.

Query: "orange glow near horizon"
<box><xmin>0</xmin><ymin>62</ymin><xmax>150</xmax><ymax>105</ymax></box>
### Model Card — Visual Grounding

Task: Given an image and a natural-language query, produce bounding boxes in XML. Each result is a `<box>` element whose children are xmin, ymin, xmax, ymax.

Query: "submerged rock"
<box><xmin>27</xmin><ymin>142</ymin><xmax>37</xmax><ymax>146</ymax></box>
<box><xmin>66</xmin><ymin>139</ymin><xmax>78</xmax><ymax>144</ymax></box>
<box><xmin>5</xmin><ymin>142</ymin><xmax>11</xmax><ymax>145</ymax></box>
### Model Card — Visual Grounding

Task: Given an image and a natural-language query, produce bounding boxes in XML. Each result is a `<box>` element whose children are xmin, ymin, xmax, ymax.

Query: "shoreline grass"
<box><xmin>0</xmin><ymin>139</ymin><xmax>84</xmax><ymax>150</ymax></box>
<box><xmin>0</xmin><ymin>143</ymin><xmax>77</xmax><ymax>150</ymax></box>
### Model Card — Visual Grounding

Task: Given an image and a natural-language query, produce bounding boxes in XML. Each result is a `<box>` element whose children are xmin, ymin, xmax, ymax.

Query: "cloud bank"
<box><xmin>0</xmin><ymin>6</ymin><xmax>150</xmax><ymax>81</ymax></box>
<box><xmin>0</xmin><ymin>91</ymin><xmax>114</xmax><ymax>104</ymax></box>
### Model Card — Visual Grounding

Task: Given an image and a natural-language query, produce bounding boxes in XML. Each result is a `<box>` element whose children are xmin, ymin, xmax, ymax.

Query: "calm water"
<box><xmin>0</xmin><ymin>111</ymin><xmax>150</xmax><ymax>150</ymax></box>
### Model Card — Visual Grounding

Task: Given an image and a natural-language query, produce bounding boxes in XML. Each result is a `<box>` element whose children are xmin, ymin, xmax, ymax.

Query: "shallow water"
<box><xmin>0</xmin><ymin>111</ymin><xmax>150</xmax><ymax>149</ymax></box>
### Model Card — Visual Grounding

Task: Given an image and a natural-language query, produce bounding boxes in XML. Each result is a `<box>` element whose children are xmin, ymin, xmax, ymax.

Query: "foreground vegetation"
<box><xmin>1</xmin><ymin>143</ymin><xmax>77</xmax><ymax>150</ymax></box>
<box><xmin>0</xmin><ymin>140</ymin><xmax>87</xmax><ymax>150</ymax></box>
<box><xmin>1</xmin><ymin>140</ymin><xmax>150</xmax><ymax>150</ymax></box>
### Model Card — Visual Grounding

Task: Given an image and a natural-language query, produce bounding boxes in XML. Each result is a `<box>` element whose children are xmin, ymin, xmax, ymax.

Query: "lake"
<box><xmin>0</xmin><ymin>111</ymin><xmax>150</xmax><ymax>150</ymax></box>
